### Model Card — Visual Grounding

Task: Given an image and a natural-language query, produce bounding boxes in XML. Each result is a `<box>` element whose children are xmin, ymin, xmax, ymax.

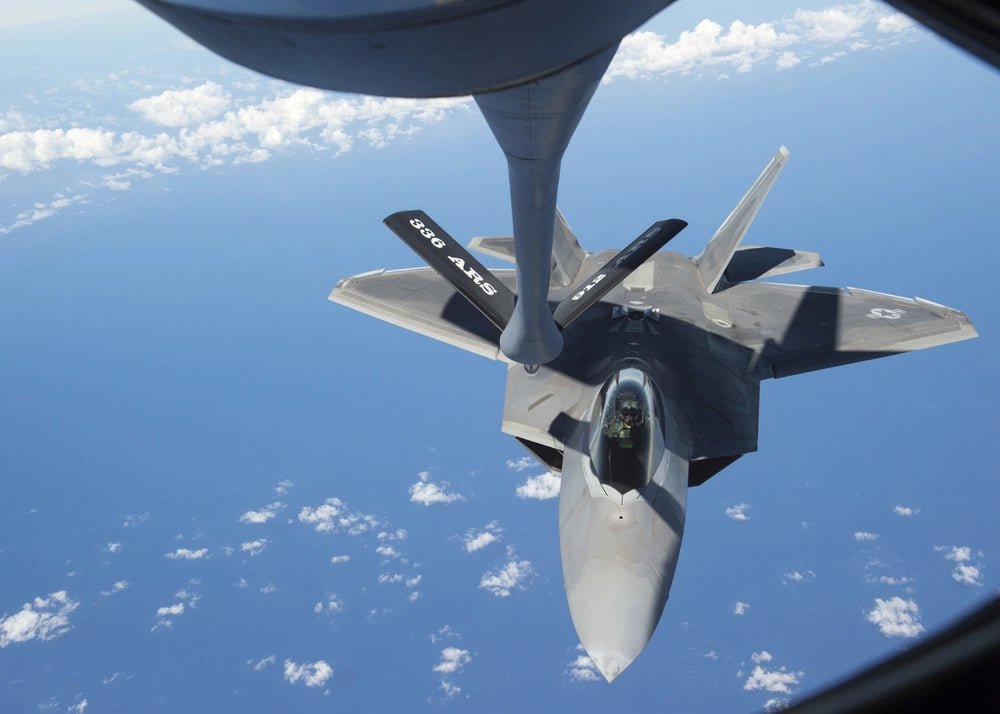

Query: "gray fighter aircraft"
<box><xmin>331</xmin><ymin>146</ymin><xmax>977</xmax><ymax>682</ymax></box>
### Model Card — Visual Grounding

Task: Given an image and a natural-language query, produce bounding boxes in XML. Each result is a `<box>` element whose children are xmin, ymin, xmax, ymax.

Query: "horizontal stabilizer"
<box><xmin>697</xmin><ymin>146</ymin><xmax>790</xmax><ymax>293</ymax></box>
<box><xmin>552</xmin><ymin>219</ymin><xmax>687</xmax><ymax>329</ymax></box>
<box><xmin>384</xmin><ymin>210</ymin><xmax>517</xmax><ymax>331</ymax></box>
<box><xmin>468</xmin><ymin>235</ymin><xmax>517</xmax><ymax>263</ymax></box>
<box><xmin>725</xmin><ymin>246</ymin><xmax>824</xmax><ymax>283</ymax></box>
<box><xmin>468</xmin><ymin>207</ymin><xmax>589</xmax><ymax>286</ymax></box>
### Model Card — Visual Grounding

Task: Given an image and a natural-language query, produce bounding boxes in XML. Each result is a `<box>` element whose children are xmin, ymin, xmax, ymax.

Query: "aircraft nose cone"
<box><xmin>588</xmin><ymin>650</ymin><xmax>633</xmax><ymax>683</ymax></box>
<box><xmin>570</xmin><ymin>575</ymin><xmax>662</xmax><ymax>683</ymax></box>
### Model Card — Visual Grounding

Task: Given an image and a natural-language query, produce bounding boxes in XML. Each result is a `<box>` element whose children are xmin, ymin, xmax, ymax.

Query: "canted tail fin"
<box><xmin>468</xmin><ymin>207</ymin><xmax>588</xmax><ymax>287</ymax></box>
<box><xmin>696</xmin><ymin>146</ymin><xmax>790</xmax><ymax>293</ymax></box>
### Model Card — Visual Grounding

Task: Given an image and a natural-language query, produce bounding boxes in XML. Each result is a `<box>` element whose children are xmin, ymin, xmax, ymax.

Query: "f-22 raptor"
<box><xmin>330</xmin><ymin>147</ymin><xmax>977</xmax><ymax>682</ymax></box>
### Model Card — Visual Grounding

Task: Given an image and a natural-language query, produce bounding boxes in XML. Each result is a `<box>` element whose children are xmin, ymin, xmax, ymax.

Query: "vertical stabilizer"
<box><xmin>696</xmin><ymin>146</ymin><xmax>790</xmax><ymax>293</ymax></box>
<box><xmin>551</xmin><ymin>208</ymin><xmax>588</xmax><ymax>286</ymax></box>
<box><xmin>467</xmin><ymin>206</ymin><xmax>589</xmax><ymax>287</ymax></box>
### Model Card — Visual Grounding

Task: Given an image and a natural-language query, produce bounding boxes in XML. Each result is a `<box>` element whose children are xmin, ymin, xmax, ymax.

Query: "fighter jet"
<box><xmin>330</xmin><ymin>146</ymin><xmax>977</xmax><ymax>682</ymax></box>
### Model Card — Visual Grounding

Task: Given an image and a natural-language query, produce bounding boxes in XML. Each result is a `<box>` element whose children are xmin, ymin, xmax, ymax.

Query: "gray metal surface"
<box><xmin>331</xmin><ymin>146</ymin><xmax>977</xmax><ymax>681</ymax></box>
<box><xmin>476</xmin><ymin>45</ymin><xmax>617</xmax><ymax>364</ymax></box>
<box><xmin>132</xmin><ymin>0</ymin><xmax>673</xmax><ymax>97</ymax></box>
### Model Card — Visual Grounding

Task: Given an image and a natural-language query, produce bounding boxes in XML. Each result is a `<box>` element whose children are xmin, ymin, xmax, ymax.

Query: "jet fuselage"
<box><xmin>558</xmin><ymin>366</ymin><xmax>688</xmax><ymax>682</ymax></box>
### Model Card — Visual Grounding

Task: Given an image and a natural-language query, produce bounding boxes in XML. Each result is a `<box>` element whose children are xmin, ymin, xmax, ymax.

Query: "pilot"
<box><xmin>605</xmin><ymin>397</ymin><xmax>643</xmax><ymax>448</ymax></box>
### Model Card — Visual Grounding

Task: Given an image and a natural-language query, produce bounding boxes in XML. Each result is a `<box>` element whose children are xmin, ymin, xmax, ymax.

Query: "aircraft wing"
<box><xmin>730</xmin><ymin>283</ymin><xmax>978</xmax><ymax>378</ymax></box>
<box><xmin>329</xmin><ymin>267</ymin><xmax>512</xmax><ymax>361</ymax></box>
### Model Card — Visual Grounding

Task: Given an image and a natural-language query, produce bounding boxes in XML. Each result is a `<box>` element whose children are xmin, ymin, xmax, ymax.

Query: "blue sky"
<box><xmin>1</xmin><ymin>1</ymin><xmax>998</xmax><ymax>712</ymax></box>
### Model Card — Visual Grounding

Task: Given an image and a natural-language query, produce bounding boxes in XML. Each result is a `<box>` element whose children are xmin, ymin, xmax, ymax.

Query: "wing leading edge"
<box><xmin>330</xmin><ymin>267</ymin><xmax>510</xmax><ymax>361</ymax></box>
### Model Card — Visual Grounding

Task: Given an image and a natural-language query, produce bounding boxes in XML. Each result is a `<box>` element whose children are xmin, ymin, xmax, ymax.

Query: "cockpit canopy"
<box><xmin>588</xmin><ymin>367</ymin><xmax>665</xmax><ymax>495</ymax></box>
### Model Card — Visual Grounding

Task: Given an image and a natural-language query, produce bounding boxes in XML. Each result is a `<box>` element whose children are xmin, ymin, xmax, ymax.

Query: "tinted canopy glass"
<box><xmin>589</xmin><ymin>368</ymin><xmax>665</xmax><ymax>494</ymax></box>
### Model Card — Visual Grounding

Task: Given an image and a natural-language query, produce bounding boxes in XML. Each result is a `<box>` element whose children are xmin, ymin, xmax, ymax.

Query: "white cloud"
<box><xmin>100</xmin><ymin>167</ymin><xmax>151</xmax><ymax>192</ymax></box>
<box><xmin>123</xmin><ymin>512</ymin><xmax>149</xmax><ymax>528</ymax></box>
<box><xmin>783</xmin><ymin>570</ymin><xmax>816</xmax><ymax>584</ymax></box>
<box><xmin>776</xmin><ymin>51</ymin><xmax>801</xmax><ymax>70</ymax></box>
<box><xmin>479</xmin><ymin>557</ymin><xmax>534</xmax><ymax>597</ymax></box>
<box><xmin>506</xmin><ymin>456</ymin><xmax>536</xmax><ymax>471</ymax></box>
<box><xmin>409</xmin><ymin>471</ymin><xmax>464</xmax><ymax>506</ymax></box>
<box><xmin>854</xmin><ymin>531</ymin><xmax>879</xmax><ymax>541</ymax></box>
<box><xmin>464</xmin><ymin>521</ymin><xmax>502</xmax><ymax>552</ymax></box>
<box><xmin>298</xmin><ymin>498</ymin><xmax>380</xmax><ymax>534</ymax></box>
<box><xmin>377</xmin><ymin>529</ymin><xmax>408</xmax><ymax>542</ymax></box>
<box><xmin>952</xmin><ymin>564</ymin><xmax>983</xmax><ymax>587</ymax></box>
<box><xmin>165</xmin><ymin>548</ymin><xmax>208</xmax><ymax>561</ymax></box>
<box><xmin>878</xmin><ymin>575</ymin><xmax>913</xmax><ymax>586</ymax></box>
<box><xmin>0</xmin><ymin>129</ymin><xmax>116</xmax><ymax>172</ymax></box>
<box><xmin>314</xmin><ymin>594</ymin><xmax>344</xmax><ymax>615</ymax></box>
<box><xmin>239</xmin><ymin>501</ymin><xmax>285</xmax><ymax>524</ymax></box>
<box><xmin>101</xmin><ymin>672</ymin><xmax>131</xmax><ymax>686</ymax></box>
<box><xmin>734</xmin><ymin>601</ymin><xmax>750</xmax><ymax>616</ymax></box>
<box><xmin>726</xmin><ymin>503</ymin><xmax>750</xmax><ymax>521</ymax></box>
<box><xmin>431</xmin><ymin>625</ymin><xmax>457</xmax><ymax>644</ymax></box>
<box><xmin>816</xmin><ymin>50</ymin><xmax>847</xmax><ymax>64</ymax></box>
<box><xmin>606</xmin><ymin>2</ymin><xmax>906</xmax><ymax>83</ymax></box>
<box><xmin>376</xmin><ymin>545</ymin><xmax>402</xmax><ymax>559</ymax></box>
<box><xmin>240</xmin><ymin>539</ymin><xmax>268</xmax><ymax>557</ymax></box>
<box><xmin>935</xmin><ymin>545</ymin><xmax>984</xmax><ymax>587</ymax></box>
<box><xmin>153</xmin><ymin>587</ymin><xmax>198</xmax><ymax>629</ymax></box>
<box><xmin>1</xmin><ymin>90</ymin><xmax>469</xmax><ymax>176</ymax></box>
<box><xmin>764</xmin><ymin>698</ymin><xmax>790</xmax><ymax>712</ymax></box>
<box><xmin>866</xmin><ymin>597</ymin><xmax>924</xmax><ymax>638</ymax></box>
<box><xmin>608</xmin><ymin>19</ymin><xmax>799</xmax><ymax>81</ymax></box>
<box><xmin>156</xmin><ymin>603</ymin><xmax>184</xmax><ymax>617</ymax></box>
<box><xmin>329</xmin><ymin>555</ymin><xmax>351</xmax><ymax>565</ymax></box>
<box><xmin>100</xmin><ymin>580</ymin><xmax>129</xmax><ymax>596</ymax></box>
<box><xmin>790</xmin><ymin>5</ymin><xmax>870</xmax><ymax>42</ymax></box>
<box><xmin>378</xmin><ymin>573</ymin><xmax>403</xmax><ymax>584</ymax></box>
<box><xmin>877</xmin><ymin>13</ymin><xmax>915</xmax><ymax>33</ymax></box>
<box><xmin>0</xmin><ymin>192</ymin><xmax>89</xmax><ymax>235</ymax></box>
<box><xmin>283</xmin><ymin>659</ymin><xmax>333</xmax><ymax>688</ymax></box>
<box><xmin>515</xmin><ymin>471</ymin><xmax>561</xmax><ymax>500</ymax></box>
<box><xmin>406</xmin><ymin>575</ymin><xmax>422</xmax><ymax>589</ymax></box>
<box><xmin>0</xmin><ymin>591</ymin><xmax>79</xmax><ymax>647</ymax></box>
<box><xmin>433</xmin><ymin>647</ymin><xmax>472</xmax><ymax>674</ymax></box>
<box><xmin>129</xmin><ymin>82</ymin><xmax>232</xmax><ymax>128</ymax></box>
<box><xmin>744</xmin><ymin>661</ymin><xmax>804</xmax><ymax>694</ymax></box>
<box><xmin>434</xmin><ymin>647</ymin><xmax>471</xmax><ymax>698</ymax></box>
<box><xmin>68</xmin><ymin>699</ymin><xmax>88</xmax><ymax>714</ymax></box>
<box><xmin>250</xmin><ymin>655</ymin><xmax>276</xmax><ymax>671</ymax></box>
<box><xmin>274</xmin><ymin>479</ymin><xmax>294</xmax><ymax>496</ymax></box>
<box><xmin>752</xmin><ymin>651</ymin><xmax>773</xmax><ymax>664</ymax></box>
<box><xmin>105</xmin><ymin>542</ymin><xmax>120</xmax><ymax>553</ymax></box>
<box><xmin>298</xmin><ymin>498</ymin><xmax>344</xmax><ymax>529</ymax></box>
<box><xmin>893</xmin><ymin>504</ymin><xmax>918</xmax><ymax>517</ymax></box>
